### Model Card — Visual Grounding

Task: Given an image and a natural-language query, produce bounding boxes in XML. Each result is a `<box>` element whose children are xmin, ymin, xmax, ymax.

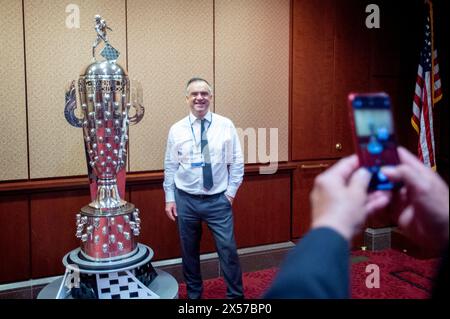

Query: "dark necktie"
<box><xmin>201</xmin><ymin>119</ymin><xmax>213</xmax><ymax>190</ymax></box>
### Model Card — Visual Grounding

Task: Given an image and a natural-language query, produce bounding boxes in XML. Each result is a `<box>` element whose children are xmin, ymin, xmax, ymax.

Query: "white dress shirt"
<box><xmin>163</xmin><ymin>111</ymin><xmax>244</xmax><ymax>202</ymax></box>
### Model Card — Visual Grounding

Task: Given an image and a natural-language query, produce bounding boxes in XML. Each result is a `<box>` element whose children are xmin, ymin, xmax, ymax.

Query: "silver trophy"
<box><xmin>64</xmin><ymin>15</ymin><xmax>144</xmax><ymax>260</ymax></box>
<box><xmin>37</xmin><ymin>15</ymin><xmax>178</xmax><ymax>299</ymax></box>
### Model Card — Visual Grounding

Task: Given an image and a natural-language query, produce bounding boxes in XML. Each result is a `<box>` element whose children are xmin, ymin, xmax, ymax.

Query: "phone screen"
<box><xmin>349</xmin><ymin>93</ymin><xmax>400</xmax><ymax>191</ymax></box>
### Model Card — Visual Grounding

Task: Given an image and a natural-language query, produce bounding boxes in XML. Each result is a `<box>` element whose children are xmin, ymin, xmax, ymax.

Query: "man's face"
<box><xmin>186</xmin><ymin>81</ymin><xmax>212</xmax><ymax>118</ymax></box>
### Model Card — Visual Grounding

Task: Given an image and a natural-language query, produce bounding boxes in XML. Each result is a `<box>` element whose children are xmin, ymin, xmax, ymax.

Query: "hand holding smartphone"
<box><xmin>348</xmin><ymin>92</ymin><xmax>401</xmax><ymax>191</ymax></box>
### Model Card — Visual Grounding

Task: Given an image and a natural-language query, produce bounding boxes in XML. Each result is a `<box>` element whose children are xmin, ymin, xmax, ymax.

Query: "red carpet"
<box><xmin>178</xmin><ymin>249</ymin><xmax>439</xmax><ymax>299</ymax></box>
<box><xmin>178</xmin><ymin>268</ymin><xmax>278</xmax><ymax>299</ymax></box>
<box><xmin>350</xmin><ymin>249</ymin><xmax>439</xmax><ymax>299</ymax></box>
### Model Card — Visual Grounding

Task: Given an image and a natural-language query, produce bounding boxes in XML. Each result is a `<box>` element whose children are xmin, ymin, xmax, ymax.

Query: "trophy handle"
<box><xmin>64</xmin><ymin>80</ymin><xmax>84</xmax><ymax>128</ymax></box>
<box><xmin>129</xmin><ymin>80</ymin><xmax>145</xmax><ymax>125</ymax></box>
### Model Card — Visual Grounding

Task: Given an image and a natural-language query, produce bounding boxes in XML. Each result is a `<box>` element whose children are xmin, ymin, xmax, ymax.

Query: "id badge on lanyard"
<box><xmin>190</xmin><ymin>146</ymin><xmax>205</xmax><ymax>167</ymax></box>
<box><xmin>189</xmin><ymin>115</ymin><xmax>212</xmax><ymax>168</ymax></box>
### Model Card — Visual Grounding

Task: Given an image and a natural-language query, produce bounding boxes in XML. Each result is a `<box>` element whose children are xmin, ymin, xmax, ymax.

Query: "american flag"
<box><xmin>411</xmin><ymin>0</ymin><xmax>442</xmax><ymax>170</ymax></box>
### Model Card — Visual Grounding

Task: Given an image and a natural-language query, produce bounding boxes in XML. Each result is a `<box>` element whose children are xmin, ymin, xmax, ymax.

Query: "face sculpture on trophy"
<box><xmin>40</xmin><ymin>15</ymin><xmax>179</xmax><ymax>299</ymax></box>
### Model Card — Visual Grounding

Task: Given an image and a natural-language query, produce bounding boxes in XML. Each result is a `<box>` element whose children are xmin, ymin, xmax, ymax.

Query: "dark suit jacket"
<box><xmin>264</xmin><ymin>227</ymin><xmax>350</xmax><ymax>299</ymax></box>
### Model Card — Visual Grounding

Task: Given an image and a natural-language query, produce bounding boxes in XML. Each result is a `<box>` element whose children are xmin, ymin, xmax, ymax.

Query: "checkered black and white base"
<box><xmin>96</xmin><ymin>271</ymin><xmax>160</xmax><ymax>299</ymax></box>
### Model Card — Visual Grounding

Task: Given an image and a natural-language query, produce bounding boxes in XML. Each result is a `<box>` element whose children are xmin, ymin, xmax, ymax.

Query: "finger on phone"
<box><xmin>365</xmin><ymin>191</ymin><xmax>391</xmax><ymax>215</ymax></box>
<box><xmin>381</xmin><ymin>164</ymin><xmax>419</xmax><ymax>188</ymax></box>
<box><xmin>349</xmin><ymin>168</ymin><xmax>371</xmax><ymax>190</ymax></box>
<box><xmin>397</xmin><ymin>147</ymin><xmax>428</xmax><ymax>173</ymax></box>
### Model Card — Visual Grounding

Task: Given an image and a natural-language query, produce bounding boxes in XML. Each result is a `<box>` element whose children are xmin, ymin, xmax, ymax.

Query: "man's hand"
<box><xmin>381</xmin><ymin>147</ymin><xmax>449</xmax><ymax>250</ymax></box>
<box><xmin>311</xmin><ymin>155</ymin><xmax>391</xmax><ymax>241</ymax></box>
<box><xmin>225</xmin><ymin>194</ymin><xmax>234</xmax><ymax>205</ymax></box>
<box><xmin>165</xmin><ymin>202</ymin><xmax>178</xmax><ymax>221</ymax></box>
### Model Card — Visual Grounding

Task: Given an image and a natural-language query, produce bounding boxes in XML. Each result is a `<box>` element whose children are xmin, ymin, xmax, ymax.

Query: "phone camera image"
<box><xmin>348</xmin><ymin>93</ymin><xmax>401</xmax><ymax>191</ymax></box>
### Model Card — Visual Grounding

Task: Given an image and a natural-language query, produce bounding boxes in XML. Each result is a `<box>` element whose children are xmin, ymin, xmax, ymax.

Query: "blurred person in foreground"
<box><xmin>264</xmin><ymin>147</ymin><xmax>449</xmax><ymax>298</ymax></box>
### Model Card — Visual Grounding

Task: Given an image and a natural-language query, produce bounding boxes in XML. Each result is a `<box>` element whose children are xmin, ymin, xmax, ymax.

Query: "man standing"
<box><xmin>163</xmin><ymin>78</ymin><xmax>245</xmax><ymax>299</ymax></box>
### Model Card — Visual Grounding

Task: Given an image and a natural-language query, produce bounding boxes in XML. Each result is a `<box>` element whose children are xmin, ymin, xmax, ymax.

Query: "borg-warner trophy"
<box><xmin>38</xmin><ymin>15</ymin><xmax>177</xmax><ymax>299</ymax></box>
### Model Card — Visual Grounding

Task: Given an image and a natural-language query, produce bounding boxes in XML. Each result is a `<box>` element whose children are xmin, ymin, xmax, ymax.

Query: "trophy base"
<box><xmin>76</xmin><ymin>203</ymin><xmax>141</xmax><ymax>259</ymax></box>
<box><xmin>37</xmin><ymin>244</ymin><xmax>178</xmax><ymax>299</ymax></box>
<box><xmin>64</xmin><ymin>243</ymin><xmax>151</xmax><ymax>272</ymax></box>
<box><xmin>37</xmin><ymin>269</ymin><xmax>178</xmax><ymax>299</ymax></box>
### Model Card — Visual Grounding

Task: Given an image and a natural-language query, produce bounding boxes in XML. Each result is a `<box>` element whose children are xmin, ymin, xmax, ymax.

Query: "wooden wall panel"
<box><xmin>292</xmin><ymin>160</ymin><xmax>336</xmax><ymax>238</ymax></box>
<box><xmin>291</xmin><ymin>0</ymin><xmax>335</xmax><ymax>160</ymax></box>
<box><xmin>0</xmin><ymin>0</ymin><xmax>28</xmax><ymax>181</ymax></box>
<box><xmin>127</xmin><ymin>0</ymin><xmax>214</xmax><ymax>172</ymax></box>
<box><xmin>0</xmin><ymin>195</ymin><xmax>30</xmax><ymax>283</ymax></box>
<box><xmin>129</xmin><ymin>184</ymin><xmax>183</xmax><ymax>261</ymax></box>
<box><xmin>332</xmin><ymin>0</ymin><xmax>369</xmax><ymax>158</ymax></box>
<box><xmin>369</xmin><ymin>1</ymin><xmax>403</xmax><ymax>78</ymax></box>
<box><xmin>234</xmin><ymin>173</ymin><xmax>291</xmax><ymax>246</ymax></box>
<box><xmin>30</xmin><ymin>190</ymin><xmax>90</xmax><ymax>278</ymax></box>
<box><xmin>24</xmin><ymin>0</ymin><xmax>127</xmax><ymax>179</ymax></box>
<box><xmin>292</xmin><ymin>0</ymin><xmax>371</xmax><ymax>160</ymax></box>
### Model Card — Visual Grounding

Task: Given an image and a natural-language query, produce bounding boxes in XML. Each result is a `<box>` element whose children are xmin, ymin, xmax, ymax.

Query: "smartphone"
<box><xmin>348</xmin><ymin>92</ymin><xmax>401</xmax><ymax>191</ymax></box>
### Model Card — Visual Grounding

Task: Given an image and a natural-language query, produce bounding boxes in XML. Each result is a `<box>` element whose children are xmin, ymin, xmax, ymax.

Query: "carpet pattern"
<box><xmin>350</xmin><ymin>249</ymin><xmax>439</xmax><ymax>299</ymax></box>
<box><xmin>177</xmin><ymin>249</ymin><xmax>439</xmax><ymax>299</ymax></box>
<box><xmin>178</xmin><ymin>268</ymin><xmax>278</xmax><ymax>299</ymax></box>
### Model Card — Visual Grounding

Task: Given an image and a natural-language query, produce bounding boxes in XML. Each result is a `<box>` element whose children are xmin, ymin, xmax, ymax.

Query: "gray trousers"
<box><xmin>175</xmin><ymin>188</ymin><xmax>243</xmax><ymax>299</ymax></box>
